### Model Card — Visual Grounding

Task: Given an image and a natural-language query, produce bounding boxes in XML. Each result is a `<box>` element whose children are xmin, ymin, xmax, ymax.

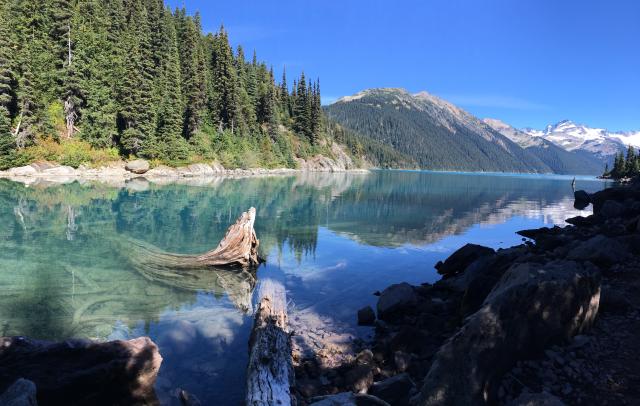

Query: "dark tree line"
<box><xmin>607</xmin><ymin>146</ymin><xmax>640</xmax><ymax>179</ymax></box>
<box><xmin>0</xmin><ymin>0</ymin><xmax>323</xmax><ymax>169</ymax></box>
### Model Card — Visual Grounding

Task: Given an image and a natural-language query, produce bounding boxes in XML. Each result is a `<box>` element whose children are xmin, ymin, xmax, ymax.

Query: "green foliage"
<box><xmin>608</xmin><ymin>146</ymin><xmax>640</xmax><ymax>179</ymax></box>
<box><xmin>0</xmin><ymin>0</ymin><xmax>336</xmax><ymax>169</ymax></box>
<box><xmin>21</xmin><ymin>138</ymin><xmax>119</xmax><ymax>168</ymax></box>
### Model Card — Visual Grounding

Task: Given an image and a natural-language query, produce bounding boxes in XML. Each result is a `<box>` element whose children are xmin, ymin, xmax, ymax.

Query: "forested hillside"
<box><xmin>0</xmin><ymin>0</ymin><xmax>329</xmax><ymax>169</ymax></box>
<box><xmin>325</xmin><ymin>89</ymin><xmax>554</xmax><ymax>173</ymax></box>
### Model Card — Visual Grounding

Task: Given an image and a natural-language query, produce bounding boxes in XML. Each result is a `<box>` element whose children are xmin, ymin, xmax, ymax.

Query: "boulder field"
<box><xmin>295</xmin><ymin>180</ymin><xmax>640</xmax><ymax>406</ymax></box>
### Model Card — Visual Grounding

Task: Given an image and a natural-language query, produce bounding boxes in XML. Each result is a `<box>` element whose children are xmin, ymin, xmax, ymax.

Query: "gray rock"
<box><xmin>507</xmin><ymin>392</ymin><xmax>566</xmax><ymax>406</ymax></box>
<box><xmin>7</xmin><ymin>165</ymin><xmax>37</xmax><ymax>176</ymax></box>
<box><xmin>369</xmin><ymin>373</ymin><xmax>415</xmax><ymax>406</ymax></box>
<box><xmin>357</xmin><ymin>306</ymin><xmax>376</xmax><ymax>326</ymax></box>
<box><xmin>183</xmin><ymin>163</ymin><xmax>214</xmax><ymax>177</ymax></box>
<box><xmin>434</xmin><ymin>243</ymin><xmax>495</xmax><ymax>278</ymax></box>
<box><xmin>567</xmin><ymin>234</ymin><xmax>630</xmax><ymax>266</ymax></box>
<box><xmin>376</xmin><ymin>283</ymin><xmax>418</xmax><ymax>321</ymax></box>
<box><xmin>125</xmin><ymin>159</ymin><xmax>150</xmax><ymax>174</ymax></box>
<box><xmin>598</xmin><ymin>200</ymin><xmax>624</xmax><ymax>219</ymax></box>
<box><xmin>211</xmin><ymin>162</ymin><xmax>225</xmax><ymax>172</ymax></box>
<box><xmin>0</xmin><ymin>379</ymin><xmax>38</xmax><ymax>406</ymax></box>
<box><xmin>145</xmin><ymin>165</ymin><xmax>177</xmax><ymax>177</ymax></box>
<box><xmin>42</xmin><ymin>165</ymin><xmax>77</xmax><ymax>176</ymax></box>
<box><xmin>414</xmin><ymin>260</ymin><xmax>600</xmax><ymax>406</ymax></box>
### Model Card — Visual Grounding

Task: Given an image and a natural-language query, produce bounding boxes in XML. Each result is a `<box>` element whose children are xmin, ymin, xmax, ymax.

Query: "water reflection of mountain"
<box><xmin>0</xmin><ymin>172</ymin><xmax>605</xmax><ymax>340</ymax></box>
<box><xmin>326</xmin><ymin>172</ymin><xmax>606</xmax><ymax>246</ymax></box>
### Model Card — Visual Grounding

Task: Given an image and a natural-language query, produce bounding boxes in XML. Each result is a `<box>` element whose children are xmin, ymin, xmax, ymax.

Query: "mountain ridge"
<box><xmin>326</xmin><ymin>88</ymin><xmax>571</xmax><ymax>173</ymax></box>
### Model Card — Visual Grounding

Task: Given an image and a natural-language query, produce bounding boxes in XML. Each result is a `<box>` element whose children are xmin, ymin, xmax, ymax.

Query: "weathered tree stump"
<box><xmin>129</xmin><ymin>207</ymin><xmax>262</xmax><ymax>271</ymax></box>
<box><xmin>246</xmin><ymin>278</ymin><xmax>294</xmax><ymax>406</ymax></box>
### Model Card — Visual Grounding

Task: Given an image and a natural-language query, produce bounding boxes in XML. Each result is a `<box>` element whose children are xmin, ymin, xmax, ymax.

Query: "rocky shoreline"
<box><xmin>0</xmin><ymin>157</ymin><xmax>369</xmax><ymax>188</ymax></box>
<box><xmin>294</xmin><ymin>180</ymin><xmax>640</xmax><ymax>405</ymax></box>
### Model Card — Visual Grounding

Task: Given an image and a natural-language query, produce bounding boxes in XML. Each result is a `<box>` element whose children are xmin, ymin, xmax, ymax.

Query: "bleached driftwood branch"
<box><xmin>246</xmin><ymin>278</ymin><xmax>293</xmax><ymax>406</ymax></box>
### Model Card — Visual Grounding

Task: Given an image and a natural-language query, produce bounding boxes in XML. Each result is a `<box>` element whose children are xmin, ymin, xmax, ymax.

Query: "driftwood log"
<box><xmin>129</xmin><ymin>207</ymin><xmax>262</xmax><ymax>272</ymax></box>
<box><xmin>246</xmin><ymin>278</ymin><xmax>294</xmax><ymax>406</ymax></box>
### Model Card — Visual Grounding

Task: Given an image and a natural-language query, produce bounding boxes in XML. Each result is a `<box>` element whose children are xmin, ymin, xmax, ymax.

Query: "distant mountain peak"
<box><xmin>334</xmin><ymin>88</ymin><xmax>409</xmax><ymax>104</ymax></box>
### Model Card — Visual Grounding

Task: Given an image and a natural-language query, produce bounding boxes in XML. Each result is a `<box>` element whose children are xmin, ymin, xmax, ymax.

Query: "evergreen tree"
<box><xmin>211</xmin><ymin>26</ymin><xmax>241</xmax><ymax>133</ymax></box>
<box><xmin>117</xmin><ymin>0</ymin><xmax>155</xmax><ymax>155</ymax></box>
<box><xmin>293</xmin><ymin>72</ymin><xmax>310</xmax><ymax>138</ymax></box>
<box><xmin>0</xmin><ymin>7</ymin><xmax>15</xmax><ymax>169</ymax></box>
<box><xmin>155</xmin><ymin>7</ymin><xmax>188</xmax><ymax>161</ymax></box>
<box><xmin>177</xmin><ymin>14</ymin><xmax>206</xmax><ymax>138</ymax></box>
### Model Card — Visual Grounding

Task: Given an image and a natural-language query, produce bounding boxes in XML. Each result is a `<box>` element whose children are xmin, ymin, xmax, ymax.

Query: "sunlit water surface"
<box><xmin>0</xmin><ymin>171</ymin><xmax>608</xmax><ymax>404</ymax></box>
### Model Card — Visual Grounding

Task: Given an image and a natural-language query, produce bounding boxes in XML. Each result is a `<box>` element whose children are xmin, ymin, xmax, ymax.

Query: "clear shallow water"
<box><xmin>0</xmin><ymin>171</ymin><xmax>608</xmax><ymax>404</ymax></box>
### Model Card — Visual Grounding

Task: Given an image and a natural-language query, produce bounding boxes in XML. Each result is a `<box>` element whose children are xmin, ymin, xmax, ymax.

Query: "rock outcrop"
<box><xmin>414</xmin><ymin>260</ymin><xmax>601</xmax><ymax>405</ymax></box>
<box><xmin>0</xmin><ymin>336</ymin><xmax>162</xmax><ymax>405</ymax></box>
<box><xmin>0</xmin><ymin>379</ymin><xmax>38</xmax><ymax>406</ymax></box>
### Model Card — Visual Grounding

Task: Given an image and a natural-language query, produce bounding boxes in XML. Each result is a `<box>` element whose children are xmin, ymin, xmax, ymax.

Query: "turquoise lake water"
<box><xmin>0</xmin><ymin>170</ymin><xmax>609</xmax><ymax>404</ymax></box>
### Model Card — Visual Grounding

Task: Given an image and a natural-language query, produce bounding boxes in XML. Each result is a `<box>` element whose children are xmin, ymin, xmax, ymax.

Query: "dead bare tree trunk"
<box><xmin>129</xmin><ymin>207</ymin><xmax>261</xmax><ymax>271</ymax></box>
<box><xmin>246</xmin><ymin>278</ymin><xmax>293</xmax><ymax>406</ymax></box>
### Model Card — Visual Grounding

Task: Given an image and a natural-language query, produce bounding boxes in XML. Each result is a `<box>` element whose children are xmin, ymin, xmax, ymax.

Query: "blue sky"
<box><xmin>166</xmin><ymin>0</ymin><xmax>640</xmax><ymax>131</ymax></box>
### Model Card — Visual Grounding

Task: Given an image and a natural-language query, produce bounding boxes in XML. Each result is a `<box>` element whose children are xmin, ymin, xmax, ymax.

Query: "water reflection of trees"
<box><xmin>0</xmin><ymin>173</ymin><xmax>600</xmax><ymax>341</ymax></box>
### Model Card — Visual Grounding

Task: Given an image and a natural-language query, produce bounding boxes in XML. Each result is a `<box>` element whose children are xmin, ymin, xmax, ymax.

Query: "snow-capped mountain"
<box><xmin>484</xmin><ymin>119</ymin><xmax>604</xmax><ymax>175</ymax></box>
<box><xmin>521</xmin><ymin>120</ymin><xmax>640</xmax><ymax>159</ymax></box>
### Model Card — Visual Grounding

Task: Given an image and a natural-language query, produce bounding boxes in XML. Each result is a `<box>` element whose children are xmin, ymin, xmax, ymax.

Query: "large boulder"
<box><xmin>414</xmin><ymin>260</ymin><xmax>601</xmax><ymax>406</ymax></box>
<box><xmin>0</xmin><ymin>379</ymin><xmax>37</xmax><ymax>406</ymax></box>
<box><xmin>180</xmin><ymin>163</ymin><xmax>214</xmax><ymax>177</ymax></box>
<box><xmin>567</xmin><ymin>234</ymin><xmax>630</xmax><ymax>266</ymax></box>
<box><xmin>434</xmin><ymin>244</ymin><xmax>495</xmax><ymax>278</ymax></box>
<box><xmin>6</xmin><ymin>165</ymin><xmax>37</xmax><ymax>176</ymax></box>
<box><xmin>125</xmin><ymin>159</ymin><xmax>150</xmax><ymax>174</ymax></box>
<box><xmin>376</xmin><ymin>283</ymin><xmax>418</xmax><ymax>321</ymax></box>
<box><xmin>42</xmin><ymin>165</ymin><xmax>77</xmax><ymax>176</ymax></box>
<box><xmin>597</xmin><ymin>200</ymin><xmax>624</xmax><ymax>219</ymax></box>
<box><xmin>0</xmin><ymin>336</ymin><xmax>162</xmax><ymax>405</ymax></box>
<box><xmin>573</xmin><ymin>190</ymin><xmax>591</xmax><ymax>210</ymax></box>
<box><xmin>145</xmin><ymin>165</ymin><xmax>177</xmax><ymax>177</ymax></box>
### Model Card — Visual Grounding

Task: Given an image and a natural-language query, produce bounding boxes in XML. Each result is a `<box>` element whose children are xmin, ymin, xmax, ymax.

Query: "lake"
<box><xmin>0</xmin><ymin>170</ymin><xmax>609</xmax><ymax>405</ymax></box>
